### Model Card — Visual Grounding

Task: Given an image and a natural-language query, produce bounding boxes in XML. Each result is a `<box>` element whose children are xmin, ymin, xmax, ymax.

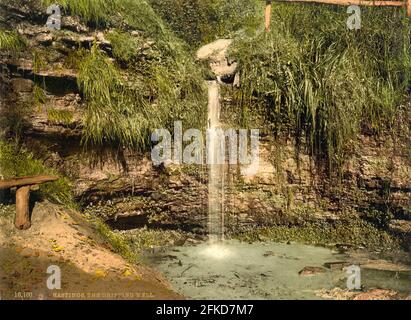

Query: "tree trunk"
<box><xmin>15</xmin><ymin>186</ymin><xmax>31</xmax><ymax>230</ymax></box>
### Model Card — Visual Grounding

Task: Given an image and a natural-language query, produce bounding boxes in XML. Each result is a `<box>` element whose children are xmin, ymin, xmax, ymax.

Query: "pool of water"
<box><xmin>145</xmin><ymin>240</ymin><xmax>411</xmax><ymax>299</ymax></box>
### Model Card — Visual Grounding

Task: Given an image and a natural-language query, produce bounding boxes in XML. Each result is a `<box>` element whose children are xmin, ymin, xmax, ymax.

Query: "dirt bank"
<box><xmin>0</xmin><ymin>201</ymin><xmax>182</xmax><ymax>300</ymax></box>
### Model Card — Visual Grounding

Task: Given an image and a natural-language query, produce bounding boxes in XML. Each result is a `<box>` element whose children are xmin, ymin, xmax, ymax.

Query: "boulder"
<box><xmin>10</xmin><ymin>78</ymin><xmax>34</xmax><ymax>92</ymax></box>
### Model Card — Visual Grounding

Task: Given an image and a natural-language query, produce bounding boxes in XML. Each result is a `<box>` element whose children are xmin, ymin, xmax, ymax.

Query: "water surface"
<box><xmin>145</xmin><ymin>240</ymin><xmax>411</xmax><ymax>299</ymax></box>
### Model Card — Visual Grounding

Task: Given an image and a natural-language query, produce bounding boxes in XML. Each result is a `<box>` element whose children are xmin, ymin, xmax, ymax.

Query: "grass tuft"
<box><xmin>0</xmin><ymin>30</ymin><xmax>26</xmax><ymax>52</ymax></box>
<box><xmin>89</xmin><ymin>216</ymin><xmax>139</xmax><ymax>262</ymax></box>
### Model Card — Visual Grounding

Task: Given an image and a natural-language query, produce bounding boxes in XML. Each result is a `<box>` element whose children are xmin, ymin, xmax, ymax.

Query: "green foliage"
<box><xmin>77</xmin><ymin>42</ymin><xmax>205</xmax><ymax>149</ymax></box>
<box><xmin>0</xmin><ymin>30</ymin><xmax>26</xmax><ymax>52</ymax></box>
<box><xmin>0</xmin><ymin>100</ymin><xmax>31</xmax><ymax>142</ymax></box>
<box><xmin>106</xmin><ymin>30</ymin><xmax>142</xmax><ymax>63</ymax></box>
<box><xmin>0</xmin><ymin>141</ymin><xmax>73</xmax><ymax>206</ymax></box>
<box><xmin>89</xmin><ymin>216</ymin><xmax>139</xmax><ymax>262</ymax></box>
<box><xmin>32</xmin><ymin>49</ymin><xmax>47</xmax><ymax>73</ymax></box>
<box><xmin>47</xmin><ymin>108</ymin><xmax>74</xmax><ymax>125</ymax></box>
<box><xmin>63</xmin><ymin>48</ymin><xmax>88</xmax><ymax>69</ymax></box>
<box><xmin>41</xmin><ymin>0</ymin><xmax>167</xmax><ymax>35</ymax></box>
<box><xmin>33</xmin><ymin>85</ymin><xmax>47</xmax><ymax>107</ymax></box>
<box><xmin>87</xmin><ymin>216</ymin><xmax>185</xmax><ymax>262</ymax></box>
<box><xmin>77</xmin><ymin>45</ymin><xmax>134</xmax><ymax>146</ymax></box>
<box><xmin>233</xmin><ymin>5</ymin><xmax>411</xmax><ymax>173</ymax></box>
<box><xmin>363</xmin><ymin>209</ymin><xmax>394</xmax><ymax>228</ymax></box>
<box><xmin>41</xmin><ymin>0</ymin><xmax>115</xmax><ymax>25</ymax></box>
<box><xmin>149</xmin><ymin>0</ymin><xmax>260</xmax><ymax>46</ymax></box>
<box><xmin>122</xmin><ymin>227</ymin><xmax>187</xmax><ymax>252</ymax></box>
<box><xmin>235</xmin><ymin>218</ymin><xmax>400</xmax><ymax>251</ymax></box>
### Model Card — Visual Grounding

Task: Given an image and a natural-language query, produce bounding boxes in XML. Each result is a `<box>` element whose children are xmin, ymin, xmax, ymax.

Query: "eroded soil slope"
<box><xmin>0</xmin><ymin>201</ymin><xmax>181</xmax><ymax>300</ymax></box>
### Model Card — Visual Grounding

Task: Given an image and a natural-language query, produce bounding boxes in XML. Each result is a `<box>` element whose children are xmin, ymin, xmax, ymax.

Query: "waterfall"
<box><xmin>207</xmin><ymin>80</ymin><xmax>225</xmax><ymax>243</ymax></box>
<box><xmin>196</xmin><ymin>39</ymin><xmax>237</xmax><ymax>245</ymax></box>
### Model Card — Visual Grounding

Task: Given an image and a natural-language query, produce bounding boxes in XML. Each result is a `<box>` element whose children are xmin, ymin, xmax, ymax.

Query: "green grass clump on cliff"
<box><xmin>233</xmin><ymin>5</ymin><xmax>411</xmax><ymax>173</ymax></box>
<box><xmin>77</xmin><ymin>43</ymin><xmax>205</xmax><ymax>149</ymax></box>
<box><xmin>0</xmin><ymin>30</ymin><xmax>26</xmax><ymax>52</ymax></box>
<box><xmin>41</xmin><ymin>0</ymin><xmax>114</xmax><ymax>24</ymax></box>
<box><xmin>0</xmin><ymin>141</ymin><xmax>73</xmax><ymax>206</ymax></box>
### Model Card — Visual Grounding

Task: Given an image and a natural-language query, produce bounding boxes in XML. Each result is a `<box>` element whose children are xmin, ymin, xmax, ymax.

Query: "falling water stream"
<box><xmin>207</xmin><ymin>80</ymin><xmax>225</xmax><ymax>243</ymax></box>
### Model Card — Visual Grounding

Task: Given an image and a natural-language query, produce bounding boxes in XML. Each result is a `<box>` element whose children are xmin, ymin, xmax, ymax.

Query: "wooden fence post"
<box><xmin>15</xmin><ymin>186</ymin><xmax>31</xmax><ymax>230</ymax></box>
<box><xmin>0</xmin><ymin>175</ymin><xmax>58</xmax><ymax>230</ymax></box>
<box><xmin>407</xmin><ymin>0</ymin><xmax>411</xmax><ymax>17</ymax></box>
<box><xmin>265</xmin><ymin>1</ymin><xmax>272</xmax><ymax>32</ymax></box>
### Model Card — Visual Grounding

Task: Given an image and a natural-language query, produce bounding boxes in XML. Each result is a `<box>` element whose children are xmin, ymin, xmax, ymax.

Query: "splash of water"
<box><xmin>200</xmin><ymin>243</ymin><xmax>234</xmax><ymax>260</ymax></box>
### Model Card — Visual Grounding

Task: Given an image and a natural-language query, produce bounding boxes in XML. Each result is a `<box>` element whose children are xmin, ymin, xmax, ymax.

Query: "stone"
<box><xmin>263</xmin><ymin>251</ymin><xmax>275</xmax><ymax>257</ymax></box>
<box><xmin>389</xmin><ymin>220</ymin><xmax>411</xmax><ymax>234</ymax></box>
<box><xmin>298</xmin><ymin>266</ymin><xmax>326</xmax><ymax>276</ymax></box>
<box><xmin>151</xmin><ymin>192</ymin><xmax>162</xmax><ymax>201</ymax></box>
<box><xmin>196</xmin><ymin>39</ymin><xmax>233</xmax><ymax>60</ymax></box>
<box><xmin>61</xmin><ymin>16</ymin><xmax>89</xmax><ymax>33</ymax></box>
<box><xmin>35</xmin><ymin>33</ymin><xmax>53</xmax><ymax>45</ymax></box>
<box><xmin>10</xmin><ymin>78</ymin><xmax>34</xmax><ymax>92</ymax></box>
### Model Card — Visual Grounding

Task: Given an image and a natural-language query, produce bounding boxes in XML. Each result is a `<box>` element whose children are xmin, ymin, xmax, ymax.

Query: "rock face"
<box><xmin>0</xmin><ymin>2</ymin><xmax>88</xmax><ymax>139</ymax></box>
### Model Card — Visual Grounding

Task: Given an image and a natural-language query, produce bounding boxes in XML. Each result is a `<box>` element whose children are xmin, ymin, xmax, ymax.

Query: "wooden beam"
<box><xmin>276</xmin><ymin>0</ymin><xmax>404</xmax><ymax>6</ymax></box>
<box><xmin>0</xmin><ymin>175</ymin><xmax>58</xmax><ymax>190</ymax></box>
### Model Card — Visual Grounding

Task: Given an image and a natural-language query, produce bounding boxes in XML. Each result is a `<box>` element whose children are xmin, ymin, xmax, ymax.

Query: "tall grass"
<box><xmin>77</xmin><ymin>43</ymin><xmax>206</xmax><ymax>149</ymax></box>
<box><xmin>77</xmin><ymin>44</ymin><xmax>150</xmax><ymax>148</ymax></box>
<box><xmin>233</xmin><ymin>4</ymin><xmax>411</xmax><ymax>173</ymax></box>
<box><xmin>41</xmin><ymin>0</ymin><xmax>115</xmax><ymax>25</ymax></box>
<box><xmin>149</xmin><ymin>0</ymin><xmax>260</xmax><ymax>47</ymax></box>
<box><xmin>0</xmin><ymin>30</ymin><xmax>26</xmax><ymax>52</ymax></box>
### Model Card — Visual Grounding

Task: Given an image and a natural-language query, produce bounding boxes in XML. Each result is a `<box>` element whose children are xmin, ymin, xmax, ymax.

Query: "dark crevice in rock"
<box><xmin>7</xmin><ymin>63</ymin><xmax>78</xmax><ymax>95</ymax></box>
